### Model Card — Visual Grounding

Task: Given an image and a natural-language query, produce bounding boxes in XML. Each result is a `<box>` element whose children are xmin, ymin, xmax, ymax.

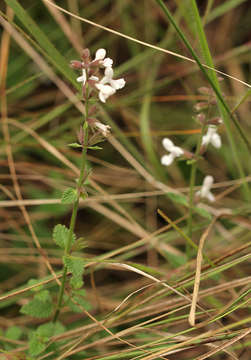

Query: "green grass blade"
<box><xmin>155</xmin><ymin>0</ymin><xmax>251</xmax><ymax>199</ymax></box>
<box><xmin>5</xmin><ymin>0</ymin><xmax>76</xmax><ymax>86</ymax></box>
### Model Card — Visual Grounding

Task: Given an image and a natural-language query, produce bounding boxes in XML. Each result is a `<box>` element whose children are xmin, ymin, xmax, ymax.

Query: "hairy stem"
<box><xmin>53</xmin><ymin>87</ymin><xmax>89</xmax><ymax>322</ymax></box>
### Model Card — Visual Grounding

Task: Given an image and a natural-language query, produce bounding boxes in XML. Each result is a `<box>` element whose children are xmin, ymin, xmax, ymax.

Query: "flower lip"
<box><xmin>202</xmin><ymin>125</ymin><xmax>221</xmax><ymax>149</ymax></box>
<box><xmin>161</xmin><ymin>138</ymin><xmax>184</xmax><ymax>166</ymax></box>
<box><xmin>76</xmin><ymin>69</ymin><xmax>87</xmax><ymax>84</ymax></box>
<box><xmin>196</xmin><ymin>175</ymin><xmax>215</xmax><ymax>202</ymax></box>
<box><xmin>94</xmin><ymin>48</ymin><xmax>106</xmax><ymax>60</ymax></box>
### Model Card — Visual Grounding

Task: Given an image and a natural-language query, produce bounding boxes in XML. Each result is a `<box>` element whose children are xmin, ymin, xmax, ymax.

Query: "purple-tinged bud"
<box><xmin>194</xmin><ymin>102</ymin><xmax>209</xmax><ymax>111</ymax></box>
<box><xmin>196</xmin><ymin>113</ymin><xmax>206</xmax><ymax>124</ymax></box>
<box><xmin>207</xmin><ymin>117</ymin><xmax>223</xmax><ymax>125</ymax></box>
<box><xmin>70</xmin><ymin>60</ymin><xmax>82</xmax><ymax>69</ymax></box>
<box><xmin>198</xmin><ymin>86</ymin><xmax>212</xmax><ymax>95</ymax></box>
<box><xmin>82</xmin><ymin>48</ymin><xmax>90</xmax><ymax>60</ymax></box>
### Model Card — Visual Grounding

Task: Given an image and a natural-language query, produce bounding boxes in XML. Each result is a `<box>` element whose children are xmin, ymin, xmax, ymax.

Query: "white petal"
<box><xmin>89</xmin><ymin>75</ymin><xmax>99</xmax><ymax>81</ymax></box>
<box><xmin>207</xmin><ymin>192</ymin><xmax>215</xmax><ymax>202</ymax></box>
<box><xmin>76</xmin><ymin>69</ymin><xmax>86</xmax><ymax>84</ymax></box>
<box><xmin>96</xmin><ymin>84</ymin><xmax>115</xmax><ymax>95</ymax></box>
<box><xmin>104</xmin><ymin>66</ymin><xmax>114</xmax><ymax>79</ymax></box>
<box><xmin>200</xmin><ymin>176</ymin><xmax>214</xmax><ymax>199</ymax></box>
<box><xmin>111</xmin><ymin>78</ymin><xmax>126</xmax><ymax>90</ymax></box>
<box><xmin>211</xmin><ymin>133</ymin><xmax>221</xmax><ymax>148</ymax></box>
<box><xmin>102</xmin><ymin>58</ymin><xmax>113</xmax><ymax>68</ymax></box>
<box><xmin>202</xmin><ymin>133</ymin><xmax>210</xmax><ymax>147</ymax></box>
<box><xmin>94</xmin><ymin>122</ymin><xmax>111</xmax><ymax>136</ymax></box>
<box><xmin>172</xmin><ymin>146</ymin><xmax>184</xmax><ymax>157</ymax></box>
<box><xmin>99</xmin><ymin>91</ymin><xmax>107</xmax><ymax>103</ymax></box>
<box><xmin>95</xmin><ymin>48</ymin><xmax>106</xmax><ymax>60</ymax></box>
<box><xmin>161</xmin><ymin>154</ymin><xmax>174</xmax><ymax>166</ymax></box>
<box><xmin>204</xmin><ymin>175</ymin><xmax>214</xmax><ymax>188</ymax></box>
<box><xmin>162</xmin><ymin>138</ymin><xmax>174</xmax><ymax>152</ymax></box>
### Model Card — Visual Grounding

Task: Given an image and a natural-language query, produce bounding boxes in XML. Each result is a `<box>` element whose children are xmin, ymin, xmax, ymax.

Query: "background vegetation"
<box><xmin>0</xmin><ymin>0</ymin><xmax>250</xmax><ymax>359</ymax></box>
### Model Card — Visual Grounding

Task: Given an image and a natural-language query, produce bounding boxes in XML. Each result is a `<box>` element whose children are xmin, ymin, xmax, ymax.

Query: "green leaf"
<box><xmin>194</xmin><ymin>206</ymin><xmax>212</xmax><ymax>219</ymax></box>
<box><xmin>167</xmin><ymin>192</ymin><xmax>188</xmax><ymax>206</ymax></box>
<box><xmin>71</xmin><ymin>237</ymin><xmax>87</xmax><ymax>252</ymax></box>
<box><xmin>5</xmin><ymin>326</ymin><xmax>22</xmax><ymax>341</ymax></box>
<box><xmin>28</xmin><ymin>322</ymin><xmax>65</xmax><ymax>357</ymax></box>
<box><xmin>63</xmin><ymin>255</ymin><xmax>85</xmax><ymax>289</ymax></box>
<box><xmin>61</xmin><ymin>188</ymin><xmax>77</xmax><ymax>204</ymax></box>
<box><xmin>20</xmin><ymin>290</ymin><xmax>53</xmax><ymax>319</ymax></box>
<box><xmin>53</xmin><ymin>224</ymin><xmax>76</xmax><ymax>249</ymax></box>
<box><xmin>64</xmin><ymin>289</ymin><xmax>91</xmax><ymax>313</ymax></box>
<box><xmin>29</xmin><ymin>333</ymin><xmax>47</xmax><ymax>357</ymax></box>
<box><xmin>87</xmin><ymin>145</ymin><xmax>103</xmax><ymax>150</ymax></box>
<box><xmin>68</xmin><ymin>142</ymin><xmax>83</xmax><ymax>149</ymax></box>
<box><xmin>27</xmin><ymin>278</ymin><xmax>44</xmax><ymax>292</ymax></box>
<box><xmin>68</xmin><ymin>295</ymin><xmax>91</xmax><ymax>313</ymax></box>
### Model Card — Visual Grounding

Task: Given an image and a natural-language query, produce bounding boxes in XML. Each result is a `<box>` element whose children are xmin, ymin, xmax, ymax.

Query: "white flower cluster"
<box><xmin>161</xmin><ymin>124</ymin><xmax>221</xmax><ymax>202</ymax></box>
<box><xmin>77</xmin><ymin>48</ymin><xmax>126</xmax><ymax>103</ymax></box>
<box><xmin>196</xmin><ymin>175</ymin><xmax>215</xmax><ymax>202</ymax></box>
<box><xmin>202</xmin><ymin>125</ymin><xmax>221</xmax><ymax>149</ymax></box>
<box><xmin>161</xmin><ymin>138</ymin><xmax>184</xmax><ymax>166</ymax></box>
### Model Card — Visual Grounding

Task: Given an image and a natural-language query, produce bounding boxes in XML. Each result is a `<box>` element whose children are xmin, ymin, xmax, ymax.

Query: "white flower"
<box><xmin>94</xmin><ymin>121</ymin><xmax>111</xmax><ymax>137</ymax></box>
<box><xmin>161</xmin><ymin>138</ymin><xmax>184</xmax><ymax>166</ymax></box>
<box><xmin>94</xmin><ymin>48</ymin><xmax>113</xmax><ymax>68</ymax></box>
<box><xmin>95</xmin><ymin>83</ymin><xmax>116</xmax><ymax>103</ymax></box>
<box><xmin>99</xmin><ymin>67</ymin><xmax>126</xmax><ymax>90</ymax></box>
<box><xmin>196</xmin><ymin>175</ymin><xmax>215</xmax><ymax>202</ymax></box>
<box><xmin>76</xmin><ymin>69</ymin><xmax>87</xmax><ymax>85</ymax></box>
<box><xmin>202</xmin><ymin>125</ymin><xmax>221</xmax><ymax>149</ymax></box>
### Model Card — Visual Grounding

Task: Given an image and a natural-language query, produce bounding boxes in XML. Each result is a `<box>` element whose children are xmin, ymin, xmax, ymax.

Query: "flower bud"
<box><xmin>70</xmin><ymin>60</ymin><xmax>82</xmax><ymax>69</ymax></box>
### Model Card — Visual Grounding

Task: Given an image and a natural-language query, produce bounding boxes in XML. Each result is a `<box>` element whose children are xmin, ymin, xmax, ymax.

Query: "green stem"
<box><xmin>187</xmin><ymin>123</ymin><xmax>206</xmax><ymax>256</ymax></box>
<box><xmin>53</xmin><ymin>87</ymin><xmax>89</xmax><ymax>322</ymax></box>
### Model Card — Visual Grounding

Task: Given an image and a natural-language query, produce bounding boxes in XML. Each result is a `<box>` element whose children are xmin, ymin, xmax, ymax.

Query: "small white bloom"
<box><xmin>196</xmin><ymin>175</ymin><xmax>215</xmax><ymax>202</ymax></box>
<box><xmin>94</xmin><ymin>48</ymin><xmax>106</xmax><ymax>60</ymax></box>
<box><xmin>94</xmin><ymin>48</ymin><xmax>113</xmax><ymax>68</ymax></box>
<box><xmin>202</xmin><ymin>125</ymin><xmax>221</xmax><ymax>149</ymax></box>
<box><xmin>95</xmin><ymin>83</ymin><xmax>116</xmax><ymax>103</ymax></box>
<box><xmin>100</xmin><ymin>67</ymin><xmax>126</xmax><ymax>90</ymax></box>
<box><xmin>161</xmin><ymin>138</ymin><xmax>184</xmax><ymax>166</ymax></box>
<box><xmin>102</xmin><ymin>58</ymin><xmax>113</xmax><ymax>68</ymax></box>
<box><xmin>76</xmin><ymin>69</ymin><xmax>87</xmax><ymax>84</ymax></box>
<box><xmin>89</xmin><ymin>75</ymin><xmax>99</xmax><ymax>82</ymax></box>
<box><xmin>94</xmin><ymin>121</ymin><xmax>111</xmax><ymax>137</ymax></box>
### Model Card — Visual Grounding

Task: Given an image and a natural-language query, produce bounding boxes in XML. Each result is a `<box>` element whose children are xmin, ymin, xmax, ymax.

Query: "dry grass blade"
<box><xmin>188</xmin><ymin>217</ymin><xmax>217</xmax><ymax>326</ymax></box>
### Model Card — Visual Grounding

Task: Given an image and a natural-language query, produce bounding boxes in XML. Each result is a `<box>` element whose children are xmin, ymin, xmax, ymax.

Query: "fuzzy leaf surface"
<box><xmin>53</xmin><ymin>224</ymin><xmax>76</xmax><ymax>249</ymax></box>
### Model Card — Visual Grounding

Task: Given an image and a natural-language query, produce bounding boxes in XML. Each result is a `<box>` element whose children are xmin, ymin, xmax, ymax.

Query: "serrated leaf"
<box><xmin>53</xmin><ymin>224</ymin><xmax>76</xmax><ymax>249</ymax></box>
<box><xmin>167</xmin><ymin>192</ymin><xmax>188</xmax><ymax>206</ymax></box>
<box><xmin>61</xmin><ymin>188</ymin><xmax>77</xmax><ymax>204</ymax></box>
<box><xmin>67</xmin><ymin>295</ymin><xmax>91</xmax><ymax>313</ymax></box>
<box><xmin>27</xmin><ymin>278</ymin><xmax>44</xmax><ymax>292</ymax></box>
<box><xmin>71</xmin><ymin>237</ymin><xmax>87</xmax><ymax>252</ymax></box>
<box><xmin>29</xmin><ymin>333</ymin><xmax>47</xmax><ymax>357</ymax></box>
<box><xmin>63</xmin><ymin>255</ymin><xmax>85</xmax><ymax>289</ymax></box>
<box><xmin>194</xmin><ymin>206</ymin><xmax>212</xmax><ymax>219</ymax></box>
<box><xmin>68</xmin><ymin>142</ymin><xmax>83</xmax><ymax>148</ymax></box>
<box><xmin>37</xmin><ymin>323</ymin><xmax>56</xmax><ymax>338</ymax></box>
<box><xmin>20</xmin><ymin>291</ymin><xmax>53</xmax><ymax>318</ymax></box>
